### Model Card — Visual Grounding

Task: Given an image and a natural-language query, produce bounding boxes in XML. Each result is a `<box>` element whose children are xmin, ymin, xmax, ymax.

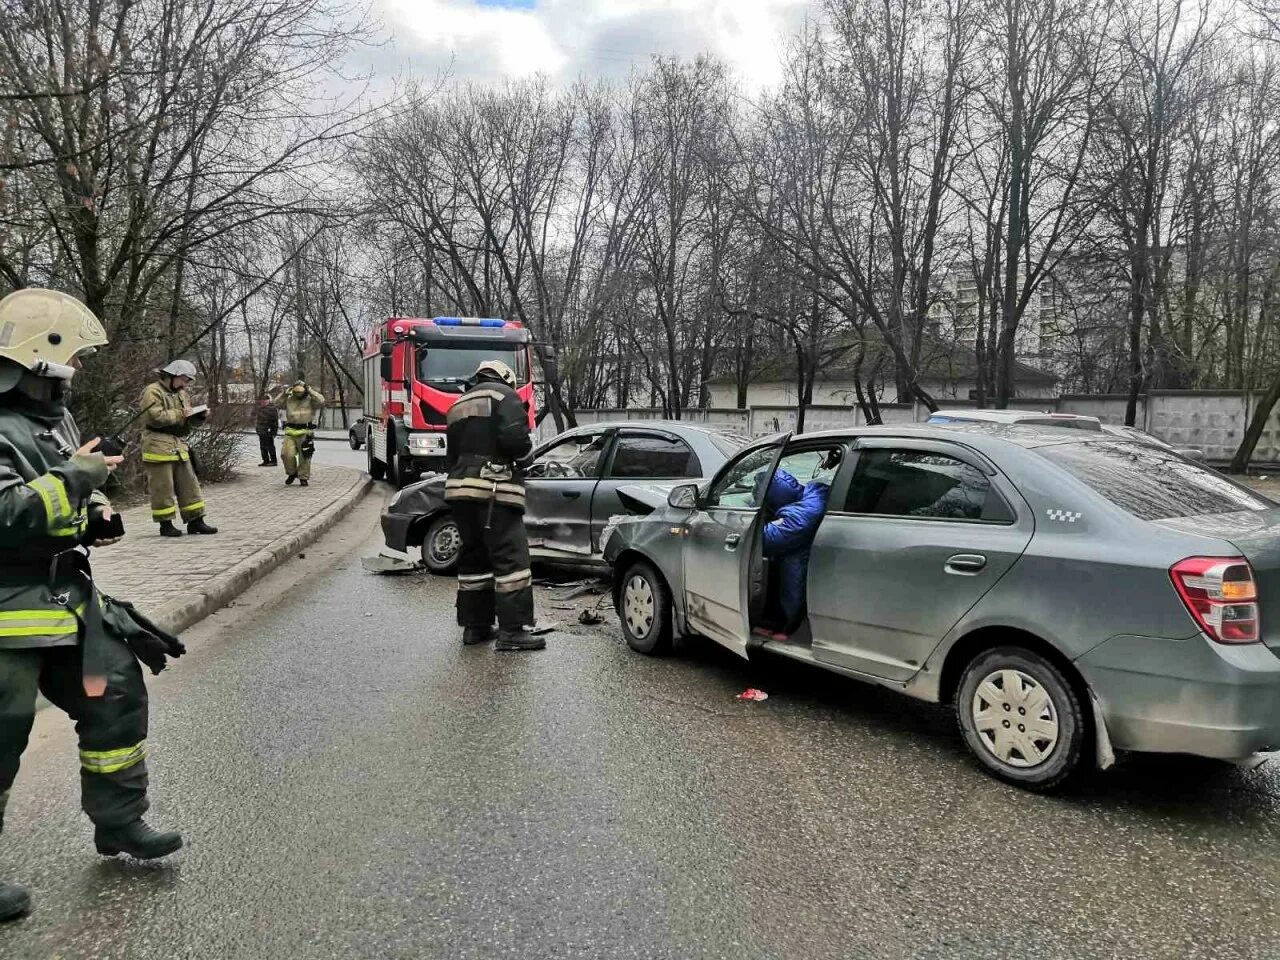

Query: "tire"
<box><xmin>421</xmin><ymin>513</ymin><xmax>461</xmax><ymax>575</ymax></box>
<box><xmin>348</xmin><ymin>428</ymin><xmax>363</xmax><ymax>450</ymax></box>
<box><xmin>956</xmin><ymin>645</ymin><xmax>1086</xmax><ymax>793</ymax></box>
<box><xmin>618</xmin><ymin>560</ymin><xmax>673</xmax><ymax>656</ymax></box>
<box><xmin>389</xmin><ymin>449</ymin><xmax>416</xmax><ymax>488</ymax></box>
<box><xmin>367</xmin><ymin>440</ymin><xmax>386</xmax><ymax>481</ymax></box>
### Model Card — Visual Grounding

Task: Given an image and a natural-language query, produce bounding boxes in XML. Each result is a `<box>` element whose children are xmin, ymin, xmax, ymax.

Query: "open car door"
<box><xmin>682</xmin><ymin>435</ymin><xmax>789</xmax><ymax>658</ymax></box>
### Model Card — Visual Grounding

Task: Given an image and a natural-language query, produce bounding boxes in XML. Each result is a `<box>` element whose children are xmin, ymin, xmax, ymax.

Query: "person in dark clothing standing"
<box><xmin>444</xmin><ymin>359</ymin><xmax>542</xmax><ymax>651</ymax></box>
<box><xmin>255</xmin><ymin>393</ymin><xmax>279</xmax><ymax>467</ymax></box>
<box><xmin>0</xmin><ymin>289</ymin><xmax>186</xmax><ymax>924</ymax></box>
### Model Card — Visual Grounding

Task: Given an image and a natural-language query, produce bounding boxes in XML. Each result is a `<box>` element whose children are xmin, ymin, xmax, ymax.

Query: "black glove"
<box><xmin>126</xmin><ymin>632</ymin><xmax>186</xmax><ymax>675</ymax></box>
<box><xmin>108</xmin><ymin>598</ymin><xmax>186</xmax><ymax>675</ymax></box>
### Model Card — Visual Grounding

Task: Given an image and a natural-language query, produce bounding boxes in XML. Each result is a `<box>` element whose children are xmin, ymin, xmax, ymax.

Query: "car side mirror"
<box><xmin>667</xmin><ymin>483</ymin><xmax>699</xmax><ymax>510</ymax></box>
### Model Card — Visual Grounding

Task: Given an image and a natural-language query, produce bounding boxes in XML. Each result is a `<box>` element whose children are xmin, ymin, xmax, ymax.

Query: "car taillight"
<box><xmin>1170</xmin><ymin>557</ymin><xmax>1260</xmax><ymax>644</ymax></box>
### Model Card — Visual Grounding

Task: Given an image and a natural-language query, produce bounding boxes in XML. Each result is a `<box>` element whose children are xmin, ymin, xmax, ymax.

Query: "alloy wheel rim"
<box><xmin>430</xmin><ymin>522</ymin><xmax>461</xmax><ymax>565</ymax></box>
<box><xmin>624</xmin><ymin>575</ymin><xmax>655</xmax><ymax>638</ymax></box>
<box><xmin>971</xmin><ymin>668</ymin><xmax>1060</xmax><ymax>768</ymax></box>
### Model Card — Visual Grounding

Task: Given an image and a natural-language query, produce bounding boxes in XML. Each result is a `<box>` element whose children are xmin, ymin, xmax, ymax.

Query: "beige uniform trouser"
<box><xmin>281</xmin><ymin>431</ymin><xmax>314</xmax><ymax>480</ymax></box>
<box><xmin>144</xmin><ymin>459</ymin><xmax>205</xmax><ymax>524</ymax></box>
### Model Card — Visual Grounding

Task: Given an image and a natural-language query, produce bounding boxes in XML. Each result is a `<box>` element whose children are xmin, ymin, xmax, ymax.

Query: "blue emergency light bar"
<box><xmin>431</xmin><ymin>317</ymin><xmax>507</xmax><ymax>327</ymax></box>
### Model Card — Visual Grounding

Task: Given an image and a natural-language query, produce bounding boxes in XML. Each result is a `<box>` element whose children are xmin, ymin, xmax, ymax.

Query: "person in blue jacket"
<box><xmin>759</xmin><ymin>469</ymin><xmax>831</xmax><ymax>632</ymax></box>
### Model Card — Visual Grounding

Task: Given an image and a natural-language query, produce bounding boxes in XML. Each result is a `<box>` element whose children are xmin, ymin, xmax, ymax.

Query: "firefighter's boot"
<box><xmin>462</xmin><ymin>626</ymin><xmax>493</xmax><ymax>646</ymax></box>
<box><xmin>187</xmin><ymin>518</ymin><xmax>218</xmax><ymax>536</ymax></box>
<box><xmin>158</xmin><ymin>520</ymin><xmax>183</xmax><ymax>538</ymax></box>
<box><xmin>0</xmin><ymin>882</ymin><xmax>30</xmax><ymax>922</ymax></box>
<box><xmin>494</xmin><ymin>628</ymin><xmax>545</xmax><ymax>652</ymax></box>
<box><xmin>285</xmin><ymin>474</ymin><xmax>296</xmax><ymax>486</ymax></box>
<box><xmin>94</xmin><ymin>820</ymin><xmax>183</xmax><ymax>860</ymax></box>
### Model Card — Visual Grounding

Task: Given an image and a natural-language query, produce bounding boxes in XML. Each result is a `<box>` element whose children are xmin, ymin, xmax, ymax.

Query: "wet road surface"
<box><xmin>3</xmin><ymin>494</ymin><xmax>1280</xmax><ymax>959</ymax></box>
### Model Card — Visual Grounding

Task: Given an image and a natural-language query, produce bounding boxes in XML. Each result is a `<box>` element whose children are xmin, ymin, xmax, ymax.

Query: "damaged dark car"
<box><xmin>373</xmin><ymin>422</ymin><xmax>746</xmax><ymax>574</ymax></box>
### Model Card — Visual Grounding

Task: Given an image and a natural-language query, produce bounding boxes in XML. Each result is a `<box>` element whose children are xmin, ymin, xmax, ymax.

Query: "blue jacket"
<box><xmin>761</xmin><ymin>471</ymin><xmax>830</xmax><ymax>624</ymax></box>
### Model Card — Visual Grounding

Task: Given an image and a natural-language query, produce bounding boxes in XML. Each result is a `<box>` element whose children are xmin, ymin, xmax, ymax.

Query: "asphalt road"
<box><xmin>3</xmin><ymin>493</ymin><xmax>1280</xmax><ymax>960</ymax></box>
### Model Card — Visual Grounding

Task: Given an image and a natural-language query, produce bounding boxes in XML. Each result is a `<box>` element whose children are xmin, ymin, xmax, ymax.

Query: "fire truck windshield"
<box><xmin>417</xmin><ymin>345</ymin><xmax>526</xmax><ymax>390</ymax></box>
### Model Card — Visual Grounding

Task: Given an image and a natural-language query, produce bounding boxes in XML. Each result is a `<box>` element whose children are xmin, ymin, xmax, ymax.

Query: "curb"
<box><xmin>149</xmin><ymin>471</ymin><xmax>374</xmax><ymax>636</ymax></box>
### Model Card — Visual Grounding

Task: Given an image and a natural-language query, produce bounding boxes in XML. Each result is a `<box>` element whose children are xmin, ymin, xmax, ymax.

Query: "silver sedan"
<box><xmin>376</xmin><ymin>421</ymin><xmax>746</xmax><ymax>573</ymax></box>
<box><xmin>604</xmin><ymin>423</ymin><xmax>1280</xmax><ymax>791</ymax></box>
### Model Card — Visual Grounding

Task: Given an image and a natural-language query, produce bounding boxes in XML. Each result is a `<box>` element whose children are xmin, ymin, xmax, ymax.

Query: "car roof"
<box><xmin>930</xmin><ymin>409</ymin><xmax>1101</xmax><ymax>426</ymax></box>
<box><xmin>765</xmin><ymin>421</ymin><xmax>1121</xmax><ymax>451</ymax></box>
<box><xmin>560</xmin><ymin>420</ymin><xmax>735</xmax><ymax>437</ymax></box>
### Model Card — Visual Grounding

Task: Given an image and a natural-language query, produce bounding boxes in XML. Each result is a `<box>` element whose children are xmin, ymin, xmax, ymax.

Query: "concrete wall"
<box><xmin>708</xmin><ymin>377</ymin><xmax>1057</xmax><ymax>409</ymax></box>
<box><xmin>542</xmin><ymin>390</ymin><xmax>1280</xmax><ymax>465</ymax></box>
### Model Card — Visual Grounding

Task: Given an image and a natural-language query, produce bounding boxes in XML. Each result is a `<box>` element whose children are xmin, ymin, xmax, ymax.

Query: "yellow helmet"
<box><xmin>0</xmin><ymin>289</ymin><xmax>107</xmax><ymax>386</ymax></box>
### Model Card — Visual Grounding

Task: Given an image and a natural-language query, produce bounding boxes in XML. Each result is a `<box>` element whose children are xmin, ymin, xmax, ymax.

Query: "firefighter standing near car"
<box><xmin>273</xmin><ymin>378</ymin><xmax>324</xmax><ymax>486</ymax></box>
<box><xmin>139</xmin><ymin>360</ymin><xmax>218</xmax><ymax>537</ymax></box>
<box><xmin>0</xmin><ymin>289</ymin><xmax>187</xmax><ymax>923</ymax></box>
<box><xmin>445</xmin><ymin>359</ymin><xmax>543</xmax><ymax>651</ymax></box>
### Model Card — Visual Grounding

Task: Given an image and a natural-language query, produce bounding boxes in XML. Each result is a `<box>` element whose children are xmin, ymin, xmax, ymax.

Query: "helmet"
<box><xmin>475</xmin><ymin>359</ymin><xmax>517</xmax><ymax>389</ymax></box>
<box><xmin>0</xmin><ymin>289</ymin><xmax>108</xmax><ymax>389</ymax></box>
<box><xmin>159</xmin><ymin>359</ymin><xmax>197</xmax><ymax>379</ymax></box>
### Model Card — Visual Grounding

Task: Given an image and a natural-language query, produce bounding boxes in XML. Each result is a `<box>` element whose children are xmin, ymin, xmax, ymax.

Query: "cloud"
<box><xmin>368</xmin><ymin>0</ymin><xmax>811</xmax><ymax>90</ymax></box>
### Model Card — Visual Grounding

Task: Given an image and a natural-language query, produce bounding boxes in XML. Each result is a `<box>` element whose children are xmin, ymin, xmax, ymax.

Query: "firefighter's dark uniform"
<box><xmin>444</xmin><ymin>373</ymin><xmax>536</xmax><ymax>642</ymax></box>
<box><xmin>0</xmin><ymin>393</ymin><xmax>183</xmax><ymax>844</ymax></box>
<box><xmin>0</xmin><ymin>289</ymin><xmax>183</xmax><ymax>921</ymax></box>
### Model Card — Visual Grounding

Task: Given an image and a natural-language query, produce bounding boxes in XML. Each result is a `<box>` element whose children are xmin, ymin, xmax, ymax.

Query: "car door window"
<box><xmin>527</xmin><ymin>433</ymin><xmax>609</xmax><ymax>479</ymax></box>
<box><xmin>844</xmin><ymin>448</ymin><xmax>1013</xmax><ymax>522</ymax></box>
<box><xmin>707</xmin><ymin>445</ymin><xmax>782</xmax><ymax>508</ymax></box>
<box><xmin>608</xmin><ymin>434</ymin><xmax>701</xmax><ymax>479</ymax></box>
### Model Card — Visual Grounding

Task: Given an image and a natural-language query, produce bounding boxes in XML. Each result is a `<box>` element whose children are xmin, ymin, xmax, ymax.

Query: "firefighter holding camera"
<box><xmin>274</xmin><ymin>378</ymin><xmax>324</xmax><ymax>486</ymax></box>
<box><xmin>0</xmin><ymin>290</ymin><xmax>186</xmax><ymax>923</ymax></box>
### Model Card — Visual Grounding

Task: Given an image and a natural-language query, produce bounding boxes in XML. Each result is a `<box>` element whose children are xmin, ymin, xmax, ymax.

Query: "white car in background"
<box><xmin>926</xmin><ymin>409</ymin><xmax>1205</xmax><ymax>460</ymax></box>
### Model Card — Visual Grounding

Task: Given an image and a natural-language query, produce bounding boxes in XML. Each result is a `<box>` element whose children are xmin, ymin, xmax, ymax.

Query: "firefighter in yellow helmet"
<box><xmin>0</xmin><ymin>290</ymin><xmax>186</xmax><ymax>923</ymax></box>
<box><xmin>138</xmin><ymin>359</ymin><xmax>217</xmax><ymax>536</ymax></box>
<box><xmin>273</xmin><ymin>377</ymin><xmax>325</xmax><ymax>486</ymax></box>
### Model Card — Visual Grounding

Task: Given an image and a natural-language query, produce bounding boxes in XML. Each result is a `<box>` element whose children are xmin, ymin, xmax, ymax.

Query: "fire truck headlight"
<box><xmin>408</xmin><ymin>434</ymin><xmax>447</xmax><ymax>457</ymax></box>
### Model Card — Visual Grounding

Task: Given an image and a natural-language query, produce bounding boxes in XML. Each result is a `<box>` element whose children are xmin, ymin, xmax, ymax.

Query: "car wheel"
<box><xmin>956</xmin><ymin>646</ymin><xmax>1086</xmax><ymax>792</ymax></box>
<box><xmin>421</xmin><ymin>514</ymin><xmax>461</xmax><ymax>575</ymax></box>
<box><xmin>367</xmin><ymin>440</ymin><xmax>386</xmax><ymax>481</ymax></box>
<box><xmin>619</xmin><ymin>561</ymin><xmax>673</xmax><ymax>656</ymax></box>
<box><xmin>348</xmin><ymin>428</ymin><xmax>362</xmax><ymax>450</ymax></box>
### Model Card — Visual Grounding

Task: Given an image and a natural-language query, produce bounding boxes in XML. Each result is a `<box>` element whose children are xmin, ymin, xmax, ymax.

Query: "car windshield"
<box><xmin>1039</xmin><ymin>440</ymin><xmax>1271</xmax><ymax>520</ymax></box>
<box><xmin>417</xmin><ymin>346</ymin><xmax>525</xmax><ymax>389</ymax></box>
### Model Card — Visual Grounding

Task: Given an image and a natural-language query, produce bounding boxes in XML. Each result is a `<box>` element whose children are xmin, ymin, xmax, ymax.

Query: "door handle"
<box><xmin>561</xmin><ymin>491</ymin><xmax>581</xmax><ymax>500</ymax></box>
<box><xmin>724</xmin><ymin>533</ymin><xmax>741</xmax><ymax>551</ymax></box>
<box><xmin>945</xmin><ymin>554</ymin><xmax>987</xmax><ymax>575</ymax></box>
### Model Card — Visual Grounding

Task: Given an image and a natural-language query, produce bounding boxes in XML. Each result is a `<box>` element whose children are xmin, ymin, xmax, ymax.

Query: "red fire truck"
<box><xmin>362</xmin><ymin>316</ymin><xmax>536</xmax><ymax>486</ymax></box>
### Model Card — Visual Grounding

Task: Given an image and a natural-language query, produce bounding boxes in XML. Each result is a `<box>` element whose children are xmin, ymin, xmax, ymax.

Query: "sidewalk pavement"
<box><xmin>91</xmin><ymin>463</ymin><xmax>372</xmax><ymax>635</ymax></box>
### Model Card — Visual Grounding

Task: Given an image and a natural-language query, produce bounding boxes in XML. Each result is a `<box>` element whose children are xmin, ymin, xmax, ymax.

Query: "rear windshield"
<box><xmin>1039</xmin><ymin>441</ymin><xmax>1272</xmax><ymax>520</ymax></box>
<box><xmin>1019</xmin><ymin>418</ymin><xmax>1101</xmax><ymax>431</ymax></box>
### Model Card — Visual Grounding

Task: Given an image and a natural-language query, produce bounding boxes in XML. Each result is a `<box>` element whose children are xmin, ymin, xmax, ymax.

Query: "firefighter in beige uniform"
<box><xmin>139</xmin><ymin>360</ymin><xmax>217</xmax><ymax>537</ymax></box>
<box><xmin>274</xmin><ymin>379</ymin><xmax>324</xmax><ymax>486</ymax></box>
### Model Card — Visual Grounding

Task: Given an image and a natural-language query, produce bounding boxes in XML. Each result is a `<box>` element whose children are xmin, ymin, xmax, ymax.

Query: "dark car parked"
<box><xmin>375</xmin><ymin>422</ymin><xmax>746</xmax><ymax>573</ymax></box>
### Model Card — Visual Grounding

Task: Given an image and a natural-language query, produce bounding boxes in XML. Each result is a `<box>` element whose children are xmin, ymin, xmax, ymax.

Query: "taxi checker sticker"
<box><xmin>1046</xmin><ymin>509</ymin><xmax>1083</xmax><ymax>523</ymax></box>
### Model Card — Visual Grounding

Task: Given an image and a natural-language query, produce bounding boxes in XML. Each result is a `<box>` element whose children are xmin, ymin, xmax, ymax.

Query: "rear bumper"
<box><xmin>381</xmin><ymin>511</ymin><xmax>415</xmax><ymax>553</ymax></box>
<box><xmin>1077</xmin><ymin>634</ymin><xmax>1280</xmax><ymax>760</ymax></box>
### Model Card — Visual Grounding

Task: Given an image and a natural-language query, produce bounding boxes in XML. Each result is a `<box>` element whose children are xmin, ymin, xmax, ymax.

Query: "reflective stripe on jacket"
<box><xmin>443</xmin><ymin>379</ymin><xmax>532</xmax><ymax>513</ymax></box>
<box><xmin>0</xmin><ymin>407</ymin><xmax>107</xmax><ymax>648</ymax></box>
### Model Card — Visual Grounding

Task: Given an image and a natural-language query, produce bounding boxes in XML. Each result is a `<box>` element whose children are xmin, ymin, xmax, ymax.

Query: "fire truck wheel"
<box><xmin>367</xmin><ymin>441</ymin><xmax>386</xmax><ymax>481</ymax></box>
<box><xmin>421</xmin><ymin>513</ymin><xmax>462</xmax><ymax>574</ymax></box>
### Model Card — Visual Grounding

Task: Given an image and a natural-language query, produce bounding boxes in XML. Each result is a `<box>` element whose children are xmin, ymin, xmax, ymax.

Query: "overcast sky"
<box><xmin>365</xmin><ymin>0</ymin><xmax>811</xmax><ymax>91</ymax></box>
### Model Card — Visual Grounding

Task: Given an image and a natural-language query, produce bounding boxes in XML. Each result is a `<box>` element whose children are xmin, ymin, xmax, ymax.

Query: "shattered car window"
<box><xmin>1039</xmin><ymin>441</ymin><xmax>1271</xmax><ymax>521</ymax></box>
<box><xmin>708</xmin><ymin>446</ymin><xmax>780</xmax><ymax>508</ymax></box>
